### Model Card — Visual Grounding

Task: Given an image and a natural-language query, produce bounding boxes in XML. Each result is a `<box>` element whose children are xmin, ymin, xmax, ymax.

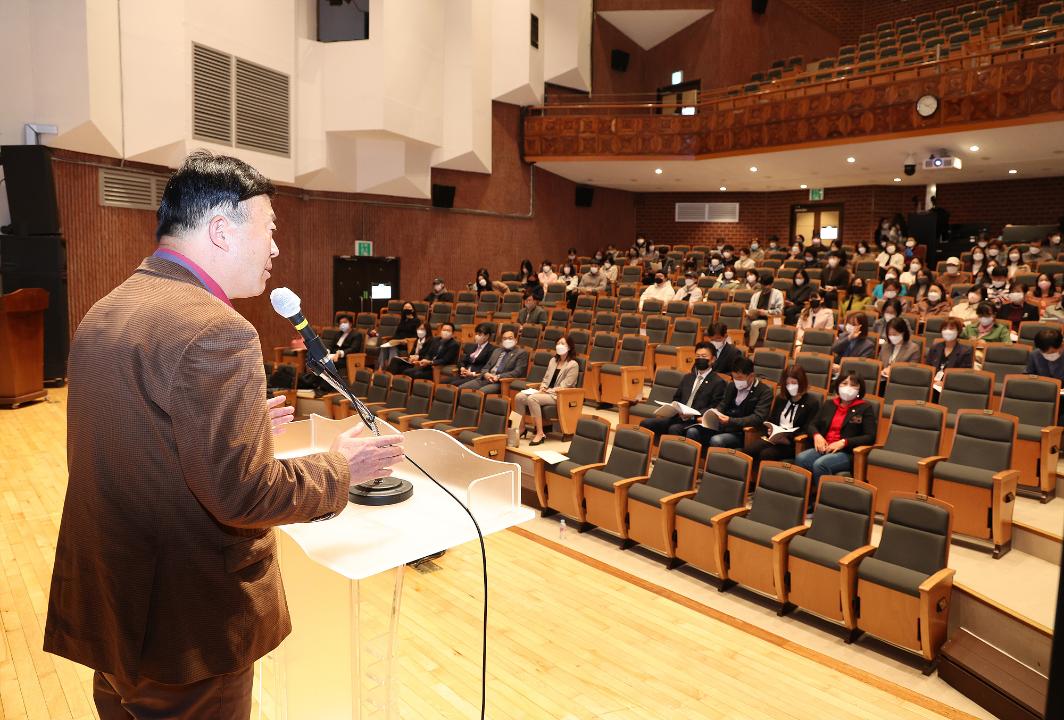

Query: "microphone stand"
<box><xmin>305</xmin><ymin>357</ymin><xmax>413</xmax><ymax>505</ymax></box>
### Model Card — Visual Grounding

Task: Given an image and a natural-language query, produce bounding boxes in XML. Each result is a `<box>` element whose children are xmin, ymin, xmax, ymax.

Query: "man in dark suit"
<box><xmin>448</xmin><ymin>323</ymin><xmax>495</xmax><ymax>385</ymax></box>
<box><xmin>456</xmin><ymin>329</ymin><xmax>528</xmax><ymax>394</ymax></box>
<box><xmin>402</xmin><ymin>321</ymin><xmax>459</xmax><ymax>380</ymax></box>
<box><xmin>516</xmin><ymin>293</ymin><xmax>548</xmax><ymax>328</ymax></box>
<box><xmin>640</xmin><ymin>342</ymin><xmax>725</xmax><ymax>440</ymax></box>
<box><xmin>45</xmin><ymin>151</ymin><xmax>405</xmax><ymax>719</ymax></box>
<box><xmin>686</xmin><ymin>356</ymin><xmax>773</xmax><ymax>449</ymax></box>
<box><xmin>707</xmin><ymin>322</ymin><xmax>744</xmax><ymax>375</ymax></box>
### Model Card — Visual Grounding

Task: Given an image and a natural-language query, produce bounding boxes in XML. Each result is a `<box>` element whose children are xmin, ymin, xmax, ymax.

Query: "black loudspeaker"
<box><xmin>610</xmin><ymin>49</ymin><xmax>630</xmax><ymax>72</ymax></box>
<box><xmin>575</xmin><ymin>186</ymin><xmax>594</xmax><ymax>207</ymax></box>
<box><xmin>431</xmin><ymin>184</ymin><xmax>455</xmax><ymax>209</ymax></box>
<box><xmin>1</xmin><ymin>145</ymin><xmax>61</xmax><ymax>236</ymax></box>
<box><xmin>0</xmin><ymin>234</ymin><xmax>68</xmax><ymax>383</ymax></box>
<box><xmin>752</xmin><ymin>0</ymin><xmax>769</xmax><ymax>13</ymax></box>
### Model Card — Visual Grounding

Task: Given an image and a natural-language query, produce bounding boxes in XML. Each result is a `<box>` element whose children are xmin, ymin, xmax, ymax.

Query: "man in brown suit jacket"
<box><xmin>45</xmin><ymin>151</ymin><xmax>405</xmax><ymax>719</ymax></box>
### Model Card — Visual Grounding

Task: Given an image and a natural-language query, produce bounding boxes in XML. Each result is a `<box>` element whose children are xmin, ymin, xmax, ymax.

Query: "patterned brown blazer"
<box><xmin>44</xmin><ymin>255</ymin><xmax>350</xmax><ymax>684</ymax></box>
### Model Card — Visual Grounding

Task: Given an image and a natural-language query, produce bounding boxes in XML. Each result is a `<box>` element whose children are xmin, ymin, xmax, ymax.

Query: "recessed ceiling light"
<box><xmin>846</xmin><ymin>156</ymin><xmax>856</xmax><ymax>163</ymax></box>
<box><xmin>654</xmin><ymin>168</ymin><xmax>663</xmax><ymax>175</ymax></box>
<box><xmin>749</xmin><ymin>166</ymin><xmax>758</xmax><ymax>172</ymax></box>
<box><xmin>969</xmin><ymin>145</ymin><xmax>980</xmax><ymax>152</ymax></box>
<box><xmin>719</xmin><ymin>186</ymin><xmax>727</xmax><ymax>191</ymax></box>
<box><xmin>800</xmin><ymin>184</ymin><xmax>808</xmax><ymax>189</ymax></box>
<box><xmin>893</xmin><ymin>177</ymin><xmax>902</xmax><ymax>182</ymax></box>
<box><xmin>1008</xmin><ymin>169</ymin><xmax>1018</xmax><ymax>174</ymax></box>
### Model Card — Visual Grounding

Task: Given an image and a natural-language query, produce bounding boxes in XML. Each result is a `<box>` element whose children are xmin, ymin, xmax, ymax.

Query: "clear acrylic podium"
<box><xmin>268</xmin><ymin>414</ymin><xmax>534</xmax><ymax>720</ymax></box>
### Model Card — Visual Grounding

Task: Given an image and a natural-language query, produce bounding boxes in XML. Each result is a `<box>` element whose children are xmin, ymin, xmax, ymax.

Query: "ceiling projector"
<box><xmin>923</xmin><ymin>154</ymin><xmax>963</xmax><ymax>171</ymax></box>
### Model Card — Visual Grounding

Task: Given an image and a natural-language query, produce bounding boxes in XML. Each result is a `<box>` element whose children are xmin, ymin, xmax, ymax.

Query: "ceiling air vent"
<box><xmin>98</xmin><ymin>168</ymin><xmax>167</xmax><ymax>210</ymax></box>
<box><xmin>674</xmin><ymin>202</ymin><xmax>740</xmax><ymax>223</ymax></box>
<box><xmin>192</xmin><ymin>44</ymin><xmax>233</xmax><ymax>145</ymax></box>
<box><xmin>235</xmin><ymin>58</ymin><xmax>290</xmax><ymax>156</ymax></box>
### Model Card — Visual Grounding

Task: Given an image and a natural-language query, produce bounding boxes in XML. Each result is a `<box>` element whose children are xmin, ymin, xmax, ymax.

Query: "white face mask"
<box><xmin>1009</xmin><ymin>254</ymin><xmax>1021</xmax><ymax>263</ymax></box>
<box><xmin>992</xmin><ymin>280</ymin><xmax>1006</xmax><ymax>288</ymax></box>
<box><xmin>440</xmin><ymin>330</ymin><xmax>453</xmax><ymax>339</ymax></box>
<box><xmin>750</xmin><ymin>243</ymin><xmax>759</xmax><ymax>251</ymax></box>
<box><xmin>1040</xmin><ymin>280</ymin><xmax>1052</xmax><ymax>290</ymax></box>
<box><xmin>711</xmin><ymin>340</ymin><xmax>726</xmax><ymax>350</ymax></box>
<box><xmin>844</xmin><ymin>323</ymin><xmax>855</xmax><ymax>336</ymax></box>
<box><xmin>433</xmin><ymin>283</ymin><xmax>443</xmax><ymax>291</ymax></box>
<box><xmin>988</xmin><ymin>249</ymin><xmax>999</xmax><ymax>257</ymax></box>
<box><xmin>883</xmin><ymin>313</ymin><xmax>896</xmax><ymax>322</ymax></box>
<box><xmin>927</xmin><ymin>292</ymin><xmax>942</xmax><ymax>302</ymax></box>
<box><xmin>906</xmin><ymin>240</ymin><xmax>916</xmax><ymax>248</ymax></box>
<box><xmin>794</xmin><ymin>278</ymin><xmax>805</xmax><ymax>286</ymax></box>
<box><xmin>733</xmin><ymin>378</ymin><xmax>748</xmax><ymax>391</ymax></box>
<box><xmin>502</xmin><ymin>338</ymin><xmax>516</xmax><ymax>350</ymax></box>
<box><xmin>941</xmin><ymin>329</ymin><xmax>958</xmax><ymax>342</ymax></box>
<box><xmin>685</xmin><ymin>278</ymin><xmax>696</xmax><ymax>286</ymax></box>
<box><xmin>556</xmin><ymin>344</ymin><xmax>568</xmax><ymax>355</ymax></box>
<box><xmin>1030</xmin><ymin>246</ymin><xmax>1041</xmax><ymax>254</ymax></box>
<box><xmin>747</xmin><ymin>276</ymin><xmax>758</xmax><ymax>285</ymax></box>
<box><xmin>979</xmin><ymin>316</ymin><xmax>994</xmax><ymax>327</ymax></box>
<box><xmin>911</xmin><ymin>264</ymin><xmax>921</xmax><ymax>272</ymax></box>
<box><xmin>478</xmin><ymin>278</ymin><xmax>487</xmax><ymax>286</ymax></box>
<box><xmin>786</xmin><ymin>382</ymin><xmax>800</xmax><ymax>397</ymax></box>
<box><xmin>542</xmin><ymin>266</ymin><xmax>551</xmax><ymax>272</ymax></box>
<box><xmin>883</xmin><ymin>291</ymin><xmax>897</xmax><ymax>299</ymax></box>
<box><xmin>838</xmin><ymin>386</ymin><xmax>859</xmax><ymax>402</ymax></box>
<box><xmin>973</xmin><ymin>253</ymin><xmax>984</xmax><ymax>261</ymax></box>
<box><xmin>416</xmin><ymin>329</ymin><xmax>427</xmax><ymax>338</ymax></box>
<box><xmin>888</xmin><ymin>334</ymin><xmax>903</xmax><ymax>345</ymax></box>
<box><xmin>1009</xmin><ymin>291</ymin><xmax>1024</xmax><ymax>303</ymax></box>
<box><xmin>590</xmin><ymin>267</ymin><xmax>600</xmax><ymax>274</ymax></box>
<box><xmin>946</xmin><ymin>265</ymin><xmax>959</xmax><ymax>273</ymax></box>
<box><xmin>967</xmin><ymin>293</ymin><xmax>981</xmax><ymax>304</ymax></box>
<box><xmin>885</xmin><ymin>273</ymin><xmax>897</xmax><ymax>281</ymax></box>
<box><xmin>1044</xmin><ymin>352</ymin><xmax>1062</xmax><ymax>362</ymax></box>
<box><xmin>828</xmin><ymin>258</ymin><xmax>839</xmax><ymax>267</ymax></box>
<box><xmin>338</xmin><ymin>322</ymin><xmax>351</xmax><ymax>333</ymax></box>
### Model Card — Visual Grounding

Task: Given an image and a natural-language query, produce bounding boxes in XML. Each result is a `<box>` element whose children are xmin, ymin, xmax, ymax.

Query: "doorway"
<box><xmin>333</xmin><ymin>255</ymin><xmax>400</xmax><ymax>315</ymax></box>
<box><xmin>792</xmin><ymin>204</ymin><xmax>843</xmax><ymax>243</ymax></box>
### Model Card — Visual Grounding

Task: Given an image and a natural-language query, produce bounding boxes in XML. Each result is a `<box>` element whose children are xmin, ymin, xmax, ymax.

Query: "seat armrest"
<box><xmin>839</xmin><ymin>544</ymin><xmax>876</xmax><ymax>630</ymax></box>
<box><xmin>617</xmin><ymin>399</ymin><xmax>633</xmax><ymax>425</ymax></box>
<box><xmin>444</xmin><ymin>426</ymin><xmax>478</xmax><ymax>436</ymax></box>
<box><xmin>710</xmin><ymin>506</ymin><xmax>749</xmax><ymax>528</ymax></box>
<box><xmin>838</xmin><ymin>544</ymin><xmax>876</xmax><ymax>568</ymax></box>
<box><xmin>659</xmin><ymin>490</ymin><xmax>698</xmax><ymax>507</ymax></box>
<box><xmin>852</xmin><ymin>443</ymin><xmax>883</xmax><ymax>481</ymax></box>
<box><xmin>918</xmin><ymin>567</ymin><xmax>956</xmax><ymax>595</ymax></box>
<box><xmin>614</xmin><ymin>475</ymin><xmax>651</xmax><ymax>490</ymax></box>
<box><xmin>507</xmin><ymin>447</ymin><xmax>547</xmax><ymax>506</ymax></box>
<box><xmin>499</xmin><ymin>378</ymin><xmax>514</xmax><ymax>396</ymax></box>
<box><xmin>569</xmin><ymin>462</ymin><xmax>607</xmax><ymax>480</ymax></box>
<box><xmin>916</xmin><ymin>455</ymin><xmax>949</xmax><ymax>496</ymax></box>
<box><xmin>711</xmin><ymin>506</ymin><xmax>749</xmax><ymax>578</ymax></box>
<box><xmin>470</xmin><ymin>434</ymin><xmax>507</xmax><ymax>459</ymax></box>
<box><xmin>419</xmin><ymin>419</ymin><xmax>452</xmax><ymax>429</ymax></box>
<box><xmin>771</xmin><ymin>525</ymin><xmax>810</xmax><ymax>546</ymax></box>
<box><xmin>771</xmin><ymin>524</ymin><xmax>810</xmax><ymax>603</ymax></box>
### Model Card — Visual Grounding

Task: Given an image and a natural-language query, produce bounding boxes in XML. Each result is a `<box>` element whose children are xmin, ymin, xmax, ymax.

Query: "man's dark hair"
<box><xmin>156</xmin><ymin>150</ymin><xmax>275</xmax><ymax>241</ymax></box>
<box><xmin>336</xmin><ymin>314</ymin><xmax>353</xmax><ymax>323</ymax></box>
<box><xmin>1035</xmin><ymin>328</ymin><xmax>1063</xmax><ymax>353</ymax></box>
<box><xmin>440</xmin><ymin>322</ymin><xmax>455</xmax><ymax>331</ymax></box>
<box><xmin>709</xmin><ymin>322</ymin><xmax>729</xmax><ymax>337</ymax></box>
<box><xmin>694</xmin><ymin>341</ymin><xmax>717</xmax><ymax>358</ymax></box>
<box><xmin>474</xmin><ymin>323</ymin><xmax>492</xmax><ymax>336</ymax></box>
<box><xmin>732</xmin><ymin>356</ymin><xmax>755</xmax><ymax>375</ymax></box>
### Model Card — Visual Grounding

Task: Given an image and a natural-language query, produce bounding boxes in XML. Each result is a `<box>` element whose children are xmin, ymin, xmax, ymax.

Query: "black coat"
<box><xmin>714</xmin><ymin>379</ymin><xmax>774</xmax><ymax>429</ymax></box>
<box><xmin>423</xmin><ymin>336</ymin><xmax>460</xmax><ymax>366</ymax></box>
<box><xmin>673</xmin><ymin>371</ymin><xmax>726</xmax><ymax>413</ymax></box>
<box><xmin>458</xmin><ymin>343</ymin><xmax>495</xmax><ymax>373</ymax></box>
<box><xmin>391</xmin><ymin>315</ymin><xmax>421</xmax><ymax>339</ymax></box>
<box><xmin>809</xmin><ymin>397</ymin><xmax>877</xmax><ymax>454</ymax></box>
<box><xmin>924</xmin><ymin>341</ymin><xmax>974</xmax><ymax>372</ymax></box>
<box><xmin>328</xmin><ymin>329</ymin><xmax>364</xmax><ymax>355</ymax></box>
<box><xmin>767</xmin><ymin>392</ymin><xmax>821</xmax><ymax>439</ymax></box>
<box><xmin>713</xmin><ymin>343</ymin><xmax>744</xmax><ymax>375</ymax></box>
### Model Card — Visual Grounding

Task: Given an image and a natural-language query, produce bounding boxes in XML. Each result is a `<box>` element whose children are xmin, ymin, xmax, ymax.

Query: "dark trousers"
<box><xmin>93</xmin><ymin>665</ymin><xmax>253</xmax><ymax>720</ymax></box>
<box><xmin>639</xmin><ymin>415</ymin><xmax>697</xmax><ymax>440</ymax></box>
<box><xmin>744</xmin><ymin>438</ymin><xmax>797</xmax><ymax>482</ymax></box>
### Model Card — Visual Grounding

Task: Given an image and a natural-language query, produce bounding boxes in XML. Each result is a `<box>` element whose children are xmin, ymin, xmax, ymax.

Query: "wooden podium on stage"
<box><xmin>0</xmin><ymin>288</ymin><xmax>49</xmax><ymax>408</ymax></box>
<box><xmin>269</xmin><ymin>414</ymin><xmax>534</xmax><ymax>719</ymax></box>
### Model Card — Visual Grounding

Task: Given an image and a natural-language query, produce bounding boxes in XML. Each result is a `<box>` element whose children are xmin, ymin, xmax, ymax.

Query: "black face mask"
<box><xmin>693</xmin><ymin>357</ymin><xmax>711</xmax><ymax>371</ymax></box>
<box><xmin>810</xmin><ymin>298</ymin><xmax>821</xmax><ymax>309</ymax></box>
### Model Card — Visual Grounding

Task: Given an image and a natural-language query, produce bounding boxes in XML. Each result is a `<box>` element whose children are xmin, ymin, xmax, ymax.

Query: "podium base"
<box><xmin>348</xmin><ymin>477</ymin><xmax>413</xmax><ymax>506</ymax></box>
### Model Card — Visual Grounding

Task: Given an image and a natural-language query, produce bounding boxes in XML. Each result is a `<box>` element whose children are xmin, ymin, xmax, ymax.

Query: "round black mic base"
<box><xmin>349</xmin><ymin>476</ymin><xmax>414</xmax><ymax>506</ymax></box>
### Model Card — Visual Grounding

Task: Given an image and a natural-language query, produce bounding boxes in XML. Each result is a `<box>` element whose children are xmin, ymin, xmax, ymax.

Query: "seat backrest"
<box><xmin>801</xmin><ymin>329</ymin><xmax>836</xmax><ymax>355</ymax></box>
<box><xmin>570</xmin><ymin>310</ymin><xmax>593</xmax><ymax>330</ymax></box>
<box><xmin>764</xmin><ymin>326</ymin><xmax>797</xmax><ymax>354</ymax></box>
<box><xmin>588</xmin><ymin>332</ymin><xmax>618</xmax><ymax>363</ymax></box>
<box><xmin>367</xmin><ymin>372</ymin><xmax>391</xmax><ymax>403</ymax></box>
<box><xmin>753</xmin><ymin>348</ymin><xmax>788</xmax><ymax>384</ymax></box>
<box><xmin>476</xmin><ymin>292</ymin><xmax>500</xmax><ymax>313</ymax></box>
<box><xmin>641</xmin><ymin>298</ymin><xmax>665</xmax><ymax>316</ymax></box>
<box><xmin>383</xmin><ymin>375</ymin><xmax>411</xmax><ymax>408</ymax></box>
<box><xmin>352</xmin><ymin>367</ymin><xmax>373</xmax><ymax>397</ymax></box>
<box><xmin>838</xmin><ymin>357</ymin><xmax>881</xmax><ymax>388</ymax></box>
<box><xmin>356</xmin><ymin>312</ymin><xmax>377</xmax><ymax>332</ymax></box>
<box><xmin>569</xmin><ymin>329</ymin><xmax>590</xmax><ymax>357</ymax></box>
<box><xmin>542</xmin><ymin>283</ymin><xmax>566</xmax><ymax>304</ymax></box>
<box><xmin>690</xmin><ymin>302</ymin><xmax>716</xmax><ymax>332</ymax></box>
<box><xmin>718</xmin><ymin>302</ymin><xmax>745</xmax><ymax>330</ymax></box>
<box><xmin>405</xmin><ymin>380</ymin><xmax>434</xmax><ymax>415</ymax></box>
<box><xmin>647</xmin><ymin>369</ymin><xmax>686</xmax><ymax>404</ymax></box>
<box><xmin>597</xmin><ymin>297</ymin><xmax>618</xmax><ymax>313</ymax></box>
<box><xmin>548</xmin><ymin>308</ymin><xmax>570</xmax><ymax>326</ymax></box>
<box><xmin>695</xmin><ymin>449</ymin><xmax>752</xmax><ymax>510</ymax></box>
<box><xmin>593</xmin><ymin>312</ymin><xmax>618</xmax><ymax>333</ymax></box>
<box><xmin>982</xmin><ymin>344</ymin><xmax>1031</xmax><ymax>385</ymax></box>
<box><xmin>575</xmin><ymin>294</ymin><xmax>597</xmax><ymax>311</ymax></box>
<box><xmin>665</xmin><ymin>301</ymin><xmax>689</xmax><ymax>319</ymax></box>
<box><xmin>616</xmin><ymin>335</ymin><xmax>647</xmax><ymax>365</ymax></box>
<box><xmin>948</xmin><ymin>410</ymin><xmax>1015</xmax><ymax>471</ymax></box>
<box><xmin>568</xmin><ymin>416</ymin><xmax>611</xmax><ymax>466</ymax></box>
<box><xmin>430</xmin><ymin>302</ymin><xmax>453</xmax><ymax>324</ymax></box>
<box><xmin>882</xmin><ymin>362</ymin><xmax>933</xmax><ymax>405</ymax></box>
<box><xmin>667</xmin><ymin>318</ymin><xmax>699</xmax><ymax>345</ymax></box>
<box><xmin>794</xmin><ymin>351</ymin><xmax>832</xmax><ymax>390</ymax></box>
<box><xmin>875</xmin><ymin>496</ymin><xmax>951</xmax><ymax>575</ymax></box>
<box><xmin>733</xmin><ymin>289</ymin><xmax>755</xmax><ymax>305</ymax></box>
<box><xmin>454</xmin><ymin>303</ymin><xmax>476</xmax><ymax>325</ymax></box>
<box><xmin>602</xmin><ymin>426</ymin><xmax>653</xmax><ymax>478</ymax></box>
<box><xmin>452</xmin><ymin>390</ymin><xmax>485</xmax><ymax>428</ymax></box>
<box><xmin>618</xmin><ymin>313</ymin><xmax>642</xmax><ymax>337</ymax></box>
<box><xmin>747</xmin><ymin>463</ymin><xmax>809</xmax><ymax>530</ymax></box>
<box><xmin>705</xmin><ymin>288</ymin><xmax>731</xmax><ymax>302</ymax></box>
<box><xmin>1018</xmin><ymin>321</ymin><xmax>1056</xmax><ymax>346</ymax></box>
<box><xmin>648</xmin><ymin>438</ymin><xmax>700</xmax><ymax>493</ymax></box>
<box><xmin>518</xmin><ymin>324</ymin><xmax>541</xmax><ymax>348</ymax></box>
<box><xmin>526</xmin><ymin>350</ymin><xmax>553</xmax><ymax>384</ymax></box>
<box><xmin>618</xmin><ymin>296</ymin><xmax>639</xmax><ymax>313</ymax></box>
<box><xmin>427</xmin><ymin>384</ymin><xmax>458</xmax><ymax>421</ymax></box>
<box><xmin>499</xmin><ymin>292</ymin><xmax>524</xmax><ymax>314</ymax></box>
<box><xmin>476</xmin><ymin>396</ymin><xmax>509</xmax><ymax>435</ymax></box>
<box><xmin>883</xmin><ymin>401</ymin><xmax>944</xmax><ymax>458</ymax></box>
<box><xmin>539</xmin><ymin>325</ymin><xmax>565</xmax><ymax>350</ymax></box>
<box><xmin>1000</xmin><ymin>374</ymin><xmax>1061</xmax><ymax>428</ymax></box>
<box><xmin>807</xmin><ymin>479</ymin><xmax>874</xmax><ymax>551</ymax></box>
<box><xmin>938</xmin><ymin>369</ymin><xmax>993</xmax><ymax>414</ymax></box>
<box><xmin>378</xmin><ymin>314</ymin><xmax>399</xmax><ymax>335</ymax></box>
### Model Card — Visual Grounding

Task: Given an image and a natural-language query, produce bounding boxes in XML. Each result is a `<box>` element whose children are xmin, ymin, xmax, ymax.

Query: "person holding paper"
<box><xmin>447</xmin><ymin>323</ymin><xmax>495</xmax><ymax>384</ymax></box>
<box><xmin>743</xmin><ymin>366</ymin><xmax>821</xmax><ymax>477</ymax></box>
<box><xmin>457</xmin><ymin>329</ymin><xmax>527</xmax><ymax>394</ymax></box>
<box><xmin>746</xmin><ymin>274</ymin><xmax>784</xmax><ymax>348</ymax></box>
<box><xmin>513</xmin><ymin>335</ymin><xmax>580</xmax><ymax>445</ymax></box>
<box><xmin>685</xmin><ymin>357</ymin><xmax>772</xmax><ymax>450</ymax></box>
<box><xmin>376</xmin><ymin>302</ymin><xmax>421</xmax><ymax>368</ymax></box>
<box><xmin>640</xmin><ymin>342</ymin><xmax>724</xmax><ymax>441</ymax></box>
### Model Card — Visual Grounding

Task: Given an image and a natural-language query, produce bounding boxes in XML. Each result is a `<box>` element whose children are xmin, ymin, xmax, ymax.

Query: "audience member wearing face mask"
<box><xmin>639</xmin><ymin>342</ymin><xmax>724</xmax><ymax>441</ymax></box>
<box><xmin>995</xmin><ymin>281</ymin><xmax>1039</xmax><ymax>331</ymax></box>
<box><xmin>961</xmin><ymin>303</ymin><xmax>1013</xmax><ymax>344</ymax></box>
<box><xmin>784</xmin><ymin>269</ymin><xmax>814</xmax><ymax>325</ymax></box>
<box><xmin>706</xmin><ymin>323</ymin><xmax>743</xmax><ymax>375</ymax></box>
<box><xmin>914</xmin><ymin>282</ymin><xmax>951</xmax><ymax>318</ymax></box>
<box><xmin>449</xmin><ymin>322</ymin><xmax>498</xmax><ymax>384</ymax></box>
<box><xmin>424</xmin><ymin>277</ymin><xmax>450</xmax><ymax>304</ymax></box>
<box><xmin>743</xmin><ymin>365</ymin><xmax>821</xmax><ymax>474</ymax></box>
<box><xmin>831</xmin><ymin>313</ymin><xmax>876</xmax><ymax>366</ymax></box>
<box><xmin>876</xmin><ymin>242</ymin><xmax>905</xmax><ymax>273</ymax></box>
<box><xmin>714</xmin><ymin>265</ymin><xmax>741</xmax><ymax>290</ymax></box>
<box><xmin>878</xmin><ymin>316</ymin><xmax>920</xmax><ymax>383</ymax></box>
<box><xmin>673</xmin><ymin>271</ymin><xmax>704</xmax><ymax>304</ymax></box>
<box><xmin>819</xmin><ymin>252</ymin><xmax>850</xmax><ymax>309</ymax></box>
<box><xmin>746</xmin><ymin>275</ymin><xmax>784</xmax><ymax>348</ymax></box>
<box><xmin>639</xmin><ymin>271</ymin><xmax>675</xmax><ymax>310</ymax></box>
<box><xmin>513</xmin><ymin>334</ymin><xmax>581</xmax><ymax>445</ymax></box>
<box><xmin>684</xmin><ymin>357</ymin><xmax>773</xmax><ymax>451</ymax></box>
<box><xmin>389</xmin><ymin>321</ymin><xmax>460</xmax><ymax>378</ymax></box>
<box><xmin>795</xmin><ymin>372</ymin><xmax>877</xmax><ymax>509</ymax></box>
<box><xmin>795</xmin><ymin>294</ymin><xmax>835</xmax><ymax>345</ymax></box>
<box><xmin>924</xmin><ymin>318</ymin><xmax>974</xmax><ymax>382</ymax></box>
<box><xmin>1027</xmin><ymin>329</ymin><xmax>1064</xmax><ymax>422</ymax></box>
<box><xmin>950</xmin><ymin>287</ymin><xmax>986</xmax><ymax>324</ymax></box>
<box><xmin>1027</xmin><ymin>273</ymin><xmax>1060</xmax><ymax>312</ymax></box>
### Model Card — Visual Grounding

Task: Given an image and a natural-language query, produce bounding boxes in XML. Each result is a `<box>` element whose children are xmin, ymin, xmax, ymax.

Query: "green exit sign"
<box><xmin>355</xmin><ymin>240</ymin><xmax>373</xmax><ymax>256</ymax></box>
<box><xmin>808</xmin><ymin>188</ymin><xmax>824</xmax><ymax>201</ymax></box>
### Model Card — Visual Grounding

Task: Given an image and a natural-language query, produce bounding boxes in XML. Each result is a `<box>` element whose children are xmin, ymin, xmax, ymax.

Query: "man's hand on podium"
<box><xmin>267</xmin><ymin>395</ymin><xmax>295</xmax><ymax>436</ymax></box>
<box><xmin>330</xmin><ymin>423</ymin><xmax>407</xmax><ymax>485</ymax></box>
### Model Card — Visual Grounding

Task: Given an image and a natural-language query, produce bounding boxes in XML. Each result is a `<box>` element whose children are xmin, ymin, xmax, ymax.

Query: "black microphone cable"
<box><xmin>308</xmin><ymin>358</ymin><xmax>489</xmax><ymax>720</ymax></box>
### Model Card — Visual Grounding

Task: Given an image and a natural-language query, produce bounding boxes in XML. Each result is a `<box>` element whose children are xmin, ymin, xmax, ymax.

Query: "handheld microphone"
<box><xmin>270</xmin><ymin>288</ymin><xmax>339</xmax><ymax>378</ymax></box>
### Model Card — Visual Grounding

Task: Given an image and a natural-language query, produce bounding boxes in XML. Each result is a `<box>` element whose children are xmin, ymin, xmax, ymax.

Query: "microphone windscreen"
<box><xmin>270</xmin><ymin>287</ymin><xmax>302</xmax><ymax>318</ymax></box>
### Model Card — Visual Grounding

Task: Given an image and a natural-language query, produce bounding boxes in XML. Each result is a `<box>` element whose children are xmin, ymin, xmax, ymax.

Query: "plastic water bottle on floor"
<box><xmin>559</xmin><ymin>518</ymin><xmax>567</xmax><ymax>540</ymax></box>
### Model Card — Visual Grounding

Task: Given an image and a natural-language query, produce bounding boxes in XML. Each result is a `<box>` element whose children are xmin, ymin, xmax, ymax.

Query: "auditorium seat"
<box><xmin>517</xmin><ymin>324</ymin><xmax>541</xmax><ymax>351</ymax></box>
<box><xmin>998</xmin><ymin>374</ymin><xmax>1061</xmax><ymax>502</ymax></box>
<box><xmin>616</xmin><ymin>436</ymin><xmax>702</xmax><ymax>555</ymax></box>
<box><xmin>598</xmin><ymin>335</ymin><xmax>649</xmax><ymax>406</ymax></box>
<box><xmin>574</xmin><ymin>424</ymin><xmax>654</xmax><ymax>530</ymax></box>
<box><xmin>534</xmin><ymin>415</ymin><xmax>612</xmax><ymax>516</ymax></box>
<box><xmin>878</xmin><ymin>362</ymin><xmax>933</xmax><ymax>437</ymax></box>
<box><xmin>617</xmin><ymin>312</ymin><xmax>642</xmax><ymax>338</ymax></box>
<box><xmin>763</xmin><ymin>325</ymin><xmax>797</xmax><ymax>355</ymax></box>
<box><xmin>922</xmin><ymin>409</ymin><xmax>1019</xmax><ymax>557</ymax></box>
<box><xmin>838</xmin><ymin>357</ymin><xmax>882</xmax><ymax>389</ymax></box>
<box><xmin>403</xmin><ymin>383</ymin><xmax>460</xmax><ymax>430</ymax></box>
<box><xmin>584</xmin><ymin>332</ymin><xmax>619</xmax><ymax>403</ymax></box>
<box><xmin>979</xmin><ymin>343</ymin><xmax>1028</xmax><ymax>400</ymax></box>
<box><xmin>542</xmin><ymin>283</ymin><xmax>567</xmax><ymax>308</ymax></box>
<box><xmin>752</xmin><ymin>348</ymin><xmax>788</xmax><ymax>384</ymax></box>
<box><xmin>568</xmin><ymin>329</ymin><xmax>590</xmax><ymax>357</ymax></box>
<box><xmin>653</xmin><ymin>317</ymin><xmax>698</xmax><ymax>373</ymax></box>
<box><xmin>449</xmin><ymin>395</ymin><xmax>509</xmax><ymax>460</ymax></box>
<box><xmin>722</xmin><ymin>462</ymin><xmax>810</xmax><ymax>596</ymax></box>
<box><xmin>540</xmin><ymin>356</ymin><xmax>588</xmax><ymax>437</ymax></box>
<box><xmin>569</xmin><ymin>309</ymin><xmax>594</xmax><ymax>332</ymax></box>
<box><xmin>505</xmin><ymin>349</ymin><xmax>551</xmax><ymax>399</ymax></box>
<box><xmin>372</xmin><ymin>374</ymin><xmax>412</xmax><ymax>418</ymax></box>
<box><xmin>777</xmin><ymin>476</ymin><xmax>876</xmax><ymax>621</ymax></box>
<box><xmin>429</xmin><ymin>301</ymin><xmax>452</xmax><ymax>327</ymax></box>
<box><xmin>794</xmin><ymin>352</ymin><xmax>833</xmax><ymax>390</ymax></box>
<box><xmin>798</xmin><ymin>328</ymin><xmax>836</xmax><ymax>356</ymax></box>
<box><xmin>422</xmin><ymin>388</ymin><xmax>484</xmax><ymax>433</ymax></box>
<box><xmin>592</xmin><ymin>311</ymin><xmax>618</xmax><ymax>335</ymax></box>
<box><xmin>843</xmin><ymin>494</ymin><xmax>954</xmax><ymax>673</ymax></box>
<box><xmin>618</xmin><ymin>368</ymin><xmax>685</xmax><ymax>425</ymax></box>
<box><xmin>385</xmin><ymin>379</ymin><xmax>433</xmax><ymax>429</ymax></box>
<box><xmin>854</xmin><ymin>400</ymin><xmax>947</xmax><ymax>515</ymax></box>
